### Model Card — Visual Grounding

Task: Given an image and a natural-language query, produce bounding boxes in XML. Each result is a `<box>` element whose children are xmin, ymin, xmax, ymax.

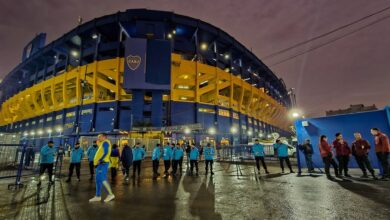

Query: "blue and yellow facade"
<box><xmin>0</xmin><ymin>9</ymin><xmax>292</xmax><ymax>146</ymax></box>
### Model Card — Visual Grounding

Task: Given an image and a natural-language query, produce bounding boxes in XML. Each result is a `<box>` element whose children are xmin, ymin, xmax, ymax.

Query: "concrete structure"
<box><xmin>326</xmin><ymin>104</ymin><xmax>377</xmax><ymax>116</ymax></box>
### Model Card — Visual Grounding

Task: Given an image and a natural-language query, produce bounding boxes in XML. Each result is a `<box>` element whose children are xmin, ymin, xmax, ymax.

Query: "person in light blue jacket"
<box><xmin>66</xmin><ymin>142</ymin><xmax>84</xmax><ymax>182</ymax></box>
<box><xmin>274</xmin><ymin>139</ymin><xmax>294</xmax><ymax>173</ymax></box>
<box><xmin>132</xmin><ymin>143</ymin><xmax>145</xmax><ymax>177</ymax></box>
<box><xmin>252</xmin><ymin>139</ymin><xmax>269</xmax><ymax>174</ymax></box>
<box><xmin>38</xmin><ymin>141</ymin><xmax>56</xmax><ymax>185</ymax></box>
<box><xmin>204</xmin><ymin>143</ymin><xmax>215</xmax><ymax>175</ymax></box>
<box><xmin>189</xmin><ymin>145</ymin><xmax>199</xmax><ymax>176</ymax></box>
<box><xmin>163</xmin><ymin>143</ymin><xmax>173</xmax><ymax>177</ymax></box>
<box><xmin>172</xmin><ymin>144</ymin><xmax>184</xmax><ymax>176</ymax></box>
<box><xmin>86</xmin><ymin>141</ymin><xmax>98</xmax><ymax>180</ymax></box>
<box><xmin>152</xmin><ymin>144</ymin><xmax>162</xmax><ymax>179</ymax></box>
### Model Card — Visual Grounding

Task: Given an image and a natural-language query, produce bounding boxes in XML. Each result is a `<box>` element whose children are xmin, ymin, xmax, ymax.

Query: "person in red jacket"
<box><xmin>351</xmin><ymin>133</ymin><xmax>377</xmax><ymax>179</ymax></box>
<box><xmin>370</xmin><ymin>128</ymin><xmax>390</xmax><ymax>180</ymax></box>
<box><xmin>319</xmin><ymin>135</ymin><xmax>339</xmax><ymax>180</ymax></box>
<box><xmin>333</xmin><ymin>133</ymin><xmax>351</xmax><ymax>177</ymax></box>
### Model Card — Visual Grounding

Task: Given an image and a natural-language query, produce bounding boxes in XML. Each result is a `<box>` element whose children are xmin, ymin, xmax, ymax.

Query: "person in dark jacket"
<box><xmin>299</xmin><ymin>139</ymin><xmax>314</xmax><ymax>173</ymax></box>
<box><xmin>110</xmin><ymin>144</ymin><xmax>120</xmax><ymax>181</ymax></box>
<box><xmin>320</xmin><ymin>135</ymin><xmax>339</xmax><ymax>180</ymax></box>
<box><xmin>66</xmin><ymin>142</ymin><xmax>84</xmax><ymax>183</ymax></box>
<box><xmin>333</xmin><ymin>133</ymin><xmax>351</xmax><ymax>177</ymax></box>
<box><xmin>151</xmin><ymin>144</ymin><xmax>162</xmax><ymax>179</ymax></box>
<box><xmin>86</xmin><ymin>141</ymin><xmax>98</xmax><ymax>180</ymax></box>
<box><xmin>351</xmin><ymin>133</ymin><xmax>377</xmax><ymax>179</ymax></box>
<box><xmin>121</xmin><ymin>144</ymin><xmax>133</xmax><ymax>181</ymax></box>
<box><xmin>371</xmin><ymin>128</ymin><xmax>390</xmax><ymax>180</ymax></box>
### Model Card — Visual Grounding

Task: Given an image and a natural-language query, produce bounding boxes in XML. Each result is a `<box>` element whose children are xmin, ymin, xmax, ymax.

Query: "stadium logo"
<box><xmin>126</xmin><ymin>55</ymin><xmax>141</xmax><ymax>70</ymax></box>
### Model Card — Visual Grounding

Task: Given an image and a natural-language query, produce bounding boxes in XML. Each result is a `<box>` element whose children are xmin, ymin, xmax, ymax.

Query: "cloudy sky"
<box><xmin>0</xmin><ymin>0</ymin><xmax>389</xmax><ymax>116</ymax></box>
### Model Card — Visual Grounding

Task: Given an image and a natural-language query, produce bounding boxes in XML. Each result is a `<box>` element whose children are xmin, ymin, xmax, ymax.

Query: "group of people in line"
<box><xmin>298</xmin><ymin>128</ymin><xmax>390</xmax><ymax>180</ymax></box>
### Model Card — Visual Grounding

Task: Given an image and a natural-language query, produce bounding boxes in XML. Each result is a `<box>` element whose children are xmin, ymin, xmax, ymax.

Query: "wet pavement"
<box><xmin>1</xmin><ymin>159</ymin><xmax>390</xmax><ymax>220</ymax></box>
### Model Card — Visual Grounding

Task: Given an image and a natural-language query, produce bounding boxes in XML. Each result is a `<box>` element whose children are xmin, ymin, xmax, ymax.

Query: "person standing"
<box><xmin>86</xmin><ymin>141</ymin><xmax>98</xmax><ymax>180</ymax></box>
<box><xmin>185</xmin><ymin>144</ymin><xmax>191</xmax><ymax>167</ymax></box>
<box><xmin>89</xmin><ymin>133</ymin><xmax>115</xmax><ymax>203</ymax></box>
<box><xmin>120</xmin><ymin>144</ymin><xmax>133</xmax><ymax>181</ymax></box>
<box><xmin>163</xmin><ymin>142</ymin><xmax>173</xmax><ymax>177</ymax></box>
<box><xmin>66</xmin><ymin>142</ymin><xmax>84</xmax><ymax>183</ymax></box>
<box><xmin>151</xmin><ymin>144</ymin><xmax>162</xmax><ymax>179</ymax></box>
<box><xmin>38</xmin><ymin>141</ymin><xmax>56</xmax><ymax>186</ymax></box>
<box><xmin>110</xmin><ymin>144</ymin><xmax>120</xmax><ymax>181</ymax></box>
<box><xmin>172</xmin><ymin>144</ymin><xmax>184</xmax><ymax>176</ymax></box>
<box><xmin>351</xmin><ymin>133</ymin><xmax>377</xmax><ymax>179</ymax></box>
<box><xmin>371</xmin><ymin>128</ymin><xmax>390</xmax><ymax>180</ymax></box>
<box><xmin>204</xmin><ymin>143</ymin><xmax>215</xmax><ymax>175</ymax></box>
<box><xmin>333</xmin><ymin>133</ymin><xmax>351</xmax><ymax>177</ymax></box>
<box><xmin>252</xmin><ymin>139</ymin><xmax>269</xmax><ymax>174</ymax></box>
<box><xmin>274</xmin><ymin>140</ymin><xmax>294</xmax><ymax>173</ymax></box>
<box><xmin>132</xmin><ymin>143</ymin><xmax>145</xmax><ymax>178</ymax></box>
<box><xmin>189</xmin><ymin>144</ymin><xmax>199</xmax><ymax>176</ymax></box>
<box><xmin>319</xmin><ymin>135</ymin><xmax>339</xmax><ymax>180</ymax></box>
<box><xmin>299</xmin><ymin>139</ymin><xmax>314</xmax><ymax>173</ymax></box>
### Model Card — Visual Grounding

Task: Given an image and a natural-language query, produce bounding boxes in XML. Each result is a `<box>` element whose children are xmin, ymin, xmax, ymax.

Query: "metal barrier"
<box><xmin>217</xmin><ymin>145</ymin><xmax>295</xmax><ymax>162</ymax></box>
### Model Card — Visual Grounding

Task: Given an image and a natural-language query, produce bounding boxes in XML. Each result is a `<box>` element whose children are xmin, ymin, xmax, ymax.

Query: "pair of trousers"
<box><xmin>123</xmin><ymin>164</ymin><xmax>131</xmax><ymax>176</ymax></box>
<box><xmin>304</xmin><ymin>154</ymin><xmax>314</xmax><ymax>171</ymax></box>
<box><xmin>89</xmin><ymin>161</ymin><xmax>94</xmax><ymax>176</ymax></box>
<box><xmin>205</xmin><ymin>160</ymin><xmax>213</xmax><ymax>172</ymax></box>
<box><xmin>255</xmin><ymin>156</ymin><xmax>267</xmax><ymax>171</ymax></box>
<box><xmin>40</xmin><ymin>163</ymin><xmax>54</xmax><ymax>182</ymax></box>
<box><xmin>190</xmin><ymin>160</ymin><xmax>198</xmax><ymax>174</ymax></box>
<box><xmin>68</xmin><ymin>163</ymin><xmax>81</xmax><ymax>179</ymax></box>
<box><xmin>152</xmin><ymin>160</ymin><xmax>159</xmax><ymax>175</ymax></box>
<box><xmin>95</xmin><ymin>163</ymin><xmax>112</xmax><ymax>197</ymax></box>
<box><xmin>376</xmin><ymin>152</ymin><xmax>389</xmax><ymax>177</ymax></box>
<box><xmin>279</xmin><ymin>157</ymin><xmax>293</xmax><ymax>171</ymax></box>
<box><xmin>336</xmin><ymin>155</ymin><xmax>350</xmax><ymax>175</ymax></box>
<box><xmin>164</xmin><ymin>160</ymin><xmax>171</xmax><ymax>174</ymax></box>
<box><xmin>355</xmin><ymin>155</ymin><xmax>374</xmax><ymax>174</ymax></box>
<box><xmin>322</xmin><ymin>155</ymin><xmax>339</xmax><ymax>176</ymax></box>
<box><xmin>133</xmin><ymin>160</ymin><xmax>142</xmax><ymax>175</ymax></box>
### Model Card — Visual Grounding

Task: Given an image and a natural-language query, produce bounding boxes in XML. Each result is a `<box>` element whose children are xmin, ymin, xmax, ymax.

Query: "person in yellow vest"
<box><xmin>89</xmin><ymin>133</ymin><xmax>115</xmax><ymax>203</ymax></box>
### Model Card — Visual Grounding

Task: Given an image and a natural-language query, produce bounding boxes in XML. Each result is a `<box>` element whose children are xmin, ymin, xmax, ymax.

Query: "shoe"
<box><xmin>361</xmin><ymin>174</ymin><xmax>369</xmax><ymax>178</ymax></box>
<box><xmin>211</xmin><ymin>172</ymin><xmax>214</xmax><ymax>175</ymax></box>
<box><xmin>196</xmin><ymin>173</ymin><xmax>199</xmax><ymax>176</ymax></box>
<box><xmin>380</xmin><ymin>177</ymin><xmax>389</xmax><ymax>181</ymax></box>
<box><xmin>104</xmin><ymin>194</ymin><xmax>115</xmax><ymax>203</ymax></box>
<box><xmin>89</xmin><ymin>176</ymin><xmax>93</xmax><ymax>181</ymax></box>
<box><xmin>372</xmin><ymin>176</ymin><xmax>379</xmax><ymax>180</ymax></box>
<box><xmin>49</xmin><ymin>181</ymin><xmax>54</xmax><ymax>185</ymax></box>
<box><xmin>290</xmin><ymin>170</ymin><xmax>295</xmax><ymax>173</ymax></box>
<box><xmin>327</xmin><ymin>175</ymin><xmax>335</xmax><ymax>181</ymax></box>
<box><xmin>281</xmin><ymin>170</ymin><xmax>285</xmax><ymax>174</ymax></box>
<box><xmin>265</xmin><ymin>170</ymin><xmax>270</xmax><ymax>174</ymax></box>
<box><xmin>65</xmin><ymin>178</ymin><xmax>71</xmax><ymax>183</ymax></box>
<box><xmin>77</xmin><ymin>178</ymin><xmax>81</xmax><ymax>182</ymax></box>
<box><xmin>257</xmin><ymin>171</ymin><xmax>260</xmax><ymax>175</ymax></box>
<box><xmin>89</xmin><ymin>196</ymin><xmax>101</xmax><ymax>202</ymax></box>
<box><xmin>344</xmin><ymin>174</ymin><xmax>352</xmax><ymax>178</ymax></box>
<box><xmin>37</xmin><ymin>181</ymin><xmax>42</xmax><ymax>186</ymax></box>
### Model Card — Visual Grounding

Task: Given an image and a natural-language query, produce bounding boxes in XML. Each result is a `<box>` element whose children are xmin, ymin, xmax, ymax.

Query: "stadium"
<box><xmin>0</xmin><ymin>9</ymin><xmax>292</xmax><ymax>149</ymax></box>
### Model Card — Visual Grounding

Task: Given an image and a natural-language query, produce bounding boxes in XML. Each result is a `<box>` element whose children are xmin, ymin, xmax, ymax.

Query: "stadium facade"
<box><xmin>0</xmin><ymin>9</ymin><xmax>292</xmax><ymax>148</ymax></box>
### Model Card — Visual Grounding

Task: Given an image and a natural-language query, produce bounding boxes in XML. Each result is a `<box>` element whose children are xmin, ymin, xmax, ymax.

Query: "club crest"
<box><xmin>126</xmin><ymin>55</ymin><xmax>141</xmax><ymax>70</ymax></box>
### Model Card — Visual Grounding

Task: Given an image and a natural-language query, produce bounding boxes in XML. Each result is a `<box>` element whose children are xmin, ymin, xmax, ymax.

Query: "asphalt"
<box><xmin>0</xmin><ymin>159</ymin><xmax>390</xmax><ymax>220</ymax></box>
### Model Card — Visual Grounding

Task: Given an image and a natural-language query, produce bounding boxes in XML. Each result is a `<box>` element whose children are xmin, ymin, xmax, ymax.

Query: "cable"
<box><xmin>263</xmin><ymin>5</ymin><xmax>390</xmax><ymax>60</ymax></box>
<box><xmin>270</xmin><ymin>13</ymin><xmax>390</xmax><ymax>67</ymax></box>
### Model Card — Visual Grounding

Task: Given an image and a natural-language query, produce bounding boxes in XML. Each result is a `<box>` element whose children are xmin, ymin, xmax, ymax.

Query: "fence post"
<box><xmin>8</xmin><ymin>138</ymin><xmax>28</xmax><ymax>190</ymax></box>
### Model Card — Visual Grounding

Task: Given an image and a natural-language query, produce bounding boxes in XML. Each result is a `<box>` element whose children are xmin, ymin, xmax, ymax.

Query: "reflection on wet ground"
<box><xmin>0</xmin><ymin>159</ymin><xmax>390</xmax><ymax>220</ymax></box>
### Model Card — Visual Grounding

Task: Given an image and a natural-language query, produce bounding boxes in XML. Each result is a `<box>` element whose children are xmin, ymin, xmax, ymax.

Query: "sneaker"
<box><xmin>77</xmin><ymin>178</ymin><xmax>81</xmax><ymax>182</ymax></box>
<box><xmin>65</xmin><ymin>178</ymin><xmax>71</xmax><ymax>183</ymax></box>
<box><xmin>281</xmin><ymin>170</ymin><xmax>285</xmax><ymax>174</ymax></box>
<box><xmin>211</xmin><ymin>172</ymin><xmax>214</xmax><ymax>175</ymax></box>
<box><xmin>360</xmin><ymin>174</ymin><xmax>369</xmax><ymax>178</ymax></box>
<box><xmin>196</xmin><ymin>172</ymin><xmax>199</xmax><ymax>176</ymax></box>
<box><xmin>265</xmin><ymin>170</ymin><xmax>270</xmax><ymax>174</ymax></box>
<box><xmin>89</xmin><ymin>196</ymin><xmax>101</xmax><ymax>202</ymax></box>
<box><xmin>290</xmin><ymin>170</ymin><xmax>295</xmax><ymax>173</ymax></box>
<box><xmin>104</xmin><ymin>194</ymin><xmax>115</xmax><ymax>203</ymax></box>
<box><xmin>257</xmin><ymin>171</ymin><xmax>260</xmax><ymax>175</ymax></box>
<box><xmin>327</xmin><ymin>175</ymin><xmax>335</xmax><ymax>181</ymax></box>
<box><xmin>344</xmin><ymin>174</ymin><xmax>352</xmax><ymax>178</ymax></box>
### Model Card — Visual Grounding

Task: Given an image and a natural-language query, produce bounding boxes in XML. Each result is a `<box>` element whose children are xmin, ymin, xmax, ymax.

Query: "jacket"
<box><xmin>93</xmin><ymin>140</ymin><xmax>112</xmax><ymax>166</ymax></box>
<box><xmin>299</xmin><ymin>143</ymin><xmax>313</xmax><ymax>155</ymax></box>
<box><xmin>173</xmin><ymin>147</ymin><xmax>184</xmax><ymax>160</ymax></box>
<box><xmin>319</xmin><ymin>141</ymin><xmax>332</xmax><ymax>158</ymax></box>
<box><xmin>152</xmin><ymin>147</ymin><xmax>161</xmax><ymax>161</ymax></box>
<box><xmin>332</xmin><ymin>140</ymin><xmax>351</xmax><ymax>156</ymax></box>
<box><xmin>70</xmin><ymin>147</ymin><xmax>84</xmax><ymax>163</ymax></box>
<box><xmin>351</xmin><ymin>139</ymin><xmax>371</xmax><ymax>157</ymax></box>
<box><xmin>132</xmin><ymin>147</ymin><xmax>145</xmax><ymax>161</ymax></box>
<box><xmin>162</xmin><ymin>146</ymin><xmax>173</xmax><ymax>160</ymax></box>
<box><xmin>40</xmin><ymin>145</ymin><xmax>56</xmax><ymax>164</ymax></box>
<box><xmin>252</xmin><ymin>144</ymin><xmax>265</xmax><ymax>157</ymax></box>
<box><xmin>189</xmin><ymin>147</ymin><xmax>199</xmax><ymax>160</ymax></box>
<box><xmin>273</xmin><ymin>143</ymin><xmax>288</xmax><ymax>157</ymax></box>
<box><xmin>121</xmin><ymin>146</ymin><xmax>133</xmax><ymax>166</ymax></box>
<box><xmin>204</xmin><ymin>147</ymin><xmax>215</xmax><ymax>160</ymax></box>
<box><xmin>374</xmin><ymin>132</ymin><xmax>390</xmax><ymax>153</ymax></box>
<box><xmin>86</xmin><ymin>145</ymin><xmax>98</xmax><ymax>161</ymax></box>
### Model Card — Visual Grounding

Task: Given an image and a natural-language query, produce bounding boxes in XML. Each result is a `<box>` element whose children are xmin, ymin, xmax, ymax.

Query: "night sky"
<box><xmin>1</xmin><ymin>0</ymin><xmax>389</xmax><ymax>117</ymax></box>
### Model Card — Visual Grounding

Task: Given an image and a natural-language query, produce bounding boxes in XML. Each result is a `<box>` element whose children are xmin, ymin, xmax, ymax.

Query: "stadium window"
<box><xmin>218</xmin><ymin>109</ymin><xmax>230</xmax><ymax>117</ymax></box>
<box><xmin>198</xmin><ymin>108</ymin><xmax>215</xmax><ymax>114</ymax></box>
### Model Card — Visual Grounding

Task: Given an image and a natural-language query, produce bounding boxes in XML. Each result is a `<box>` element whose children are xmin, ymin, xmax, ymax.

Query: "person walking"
<box><xmin>163</xmin><ymin>142</ymin><xmax>173</xmax><ymax>178</ymax></box>
<box><xmin>110</xmin><ymin>144</ymin><xmax>120</xmax><ymax>181</ymax></box>
<box><xmin>252</xmin><ymin>139</ymin><xmax>269</xmax><ymax>174</ymax></box>
<box><xmin>370</xmin><ymin>128</ymin><xmax>390</xmax><ymax>180</ymax></box>
<box><xmin>38</xmin><ymin>141</ymin><xmax>56</xmax><ymax>186</ymax></box>
<box><xmin>86</xmin><ymin>141</ymin><xmax>98</xmax><ymax>180</ymax></box>
<box><xmin>333</xmin><ymin>133</ymin><xmax>351</xmax><ymax>177</ymax></box>
<box><xmin>120</xmin><ymin>144</ymin><xmax>133</xmax><ymax>181</ymax></box>
<box><xmin>319</xmin><ymin>135</ymin><xmax>339</xmax><ymax>180</ymax></box>
<box><xmin>152</xmin><ymin>144</ymin><xmax>162</xmax><ymax>179</ymax></box>
<box><xmin>351</xmin><ymin>133</ymin><xmax>377</xmax><ymax>179</ymax></box>
<box><xmin>299</xmin><ymin>139</ymin><xmax>314</xmax><ymax>173</ymax></box>
<box><xmin>132</xmin><ymin>143</ymin><xmax>145</xmax><ymax>178</ymax></box>
<box><xmin>274</xmin><ymin>140</ymin><xmax>294</xmax><ymax>173</ymax></box>
<box><xmin>189</xmin><ymin>144</ymin><xmax>199</xmax><ymax>176</ymax></box>
<box><xmin>172</xmin><ymin>144</ymin><xmax>184</xmax><ymax>176</ymax></box>
<box><xmin>89</xmin><ymin>133</ymin><xmax>115</xmax><ymax>203</ymax></box>
<box><xmin>204</xmin><ymin>143</ymin><xmax>215</xmax><ymax>175</ymax></box>
<box><xmin>66</xmin><ymin>142</ymin><xmax>84</xmax><ymax>183</ymax></box>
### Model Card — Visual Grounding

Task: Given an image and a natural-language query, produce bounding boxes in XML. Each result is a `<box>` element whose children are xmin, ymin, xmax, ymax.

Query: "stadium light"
<box><xmin>224</xmin><ymin>54</ymin><xmax>230</xmax><ymax>59</ymax></box>
<box><xmin>30</xmin><ymin>131</ymin><xmax>35</xmax><ymax>136</ymax></box>
<box><xmin>184</xmin><ymin>127</ymin><xmax>191</xmax><ymax>134</ymax></box>
<box><xmin>230</xmin><ymin>126</ymin><xmax>238</xmax><ymax>134</ymax></box>
<box><xmin>56</xmin><ymin>126</ymin><xmax>63</xmax><ymax>133</ymax></box>
<box><xmin>208</xmin><ymin>127</ymin><xmax>216</xmax><ymax>135</ymax></box>
<box><xmin>247</xmin><ymin>130</ymin><xmax>253</xmax><ymax>136</ymax></box>
<box><xmin>23</xmin><ymin>132</ymin><xmax>28</xmax><ymax>136</ymax></box>
<box><xmin>70</xmin><ymin>50</ymin><xmax>79</xmax><ymax>58</ymax></box>
<box><xmin>47</xmin><ymin>128</ymin><xmax>53</xmax><ymax>134</ymax></box>
<box><xmin>200</xmin><ymin>43</ymin><xmax>208</xmax><ymax>51</ymax></box>
<box><xmin>91</xmin><ymin>33</ymin><xmax>99</xmax><ymax>39</ymax></box>
<box><xmin>38</xmin><ymin>130</ymin><xmax>43</xmax><ymax>135</ymax></box>
<box><xmin>167</xmin><ymin>33</ymin><xmax>172</xmax><ymax>39</ymax></box>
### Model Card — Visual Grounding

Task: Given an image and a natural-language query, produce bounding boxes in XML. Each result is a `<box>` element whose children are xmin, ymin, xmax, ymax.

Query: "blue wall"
<box><xmin>295</xmin><ymin>107</ymin><xmax>390</xmax><ymax>169</ymax></box>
